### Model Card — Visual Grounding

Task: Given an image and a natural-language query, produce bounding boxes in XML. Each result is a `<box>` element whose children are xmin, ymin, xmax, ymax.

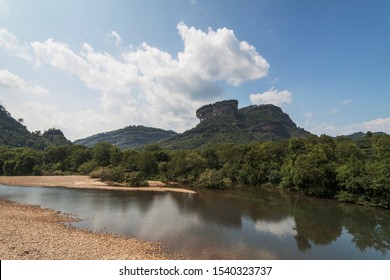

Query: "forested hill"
<box><xmin>0</xmin><ymin>105</ymin><xmax>32</xmax><ymax>147</ymax></box>
<box><xmin>0</xmin><ymin>105</ymin><xmax>71</xmax><ymax>149</ymax></box>
<box><xmin>74</xmin><ymin>125</ymin><xmax>178</xmax><ymax>149</ymax></box>
<box><xmin>160</xmin><ymin>100</ymin><xmax>311</xmax><ymax>149</ymax></box>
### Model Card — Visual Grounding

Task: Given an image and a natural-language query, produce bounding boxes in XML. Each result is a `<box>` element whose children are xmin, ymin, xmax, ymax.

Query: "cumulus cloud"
<box><xmin>26</xmin><ymin>22</ymin><xmax>269</xmax><ymax>137</ymax></box>
<box><xmin>12</xmin><ymin>101</ymin><xmax>111</xmax><ymax>140</ymax></box>
<box><xmin>0</xmin><ymin>69</ymin><xmax>48</xmax><ymax>95</ymax></box>
<box><xmin>177</xmin><ymin>22</ymin><xmax>269</xmax><ymax>85</ymax></box>
<box><xmin>0</xmin><ymin>27</ymin><xmax>32</xmax><ymax>61</ymax></box>
<box><xmin>250</xmin><ymin>88</ymin><xmax>292</xmax><ymax>106</ymax></box>
<box><xmin>309</xmin><ymin>118</ymin><xmax>390</xmax><ymax>136</ymax></box>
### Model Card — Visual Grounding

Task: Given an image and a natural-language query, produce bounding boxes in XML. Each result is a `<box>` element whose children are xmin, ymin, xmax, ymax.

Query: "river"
<box><xmin>0</xmin><ymin>184</ymin><xmax>388</xmax><ymax>259</ymax></box>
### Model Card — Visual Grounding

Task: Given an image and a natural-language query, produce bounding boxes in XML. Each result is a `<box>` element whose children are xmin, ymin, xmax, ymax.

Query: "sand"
<box><xmin>0</xmin><ymin>175</ymin><xmax>193</xmax><ymax>259</ymax></box>
<box><xmin>0</xmin><ymin>175</ymin><xmax>196</xmax><ymax>194</ymax></box>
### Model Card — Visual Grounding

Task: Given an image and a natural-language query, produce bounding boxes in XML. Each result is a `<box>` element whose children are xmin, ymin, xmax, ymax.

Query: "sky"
<box><xmin>1</xmin><ymin>0</ymin><xmax>389</xmax><ymax>141</ymax></box>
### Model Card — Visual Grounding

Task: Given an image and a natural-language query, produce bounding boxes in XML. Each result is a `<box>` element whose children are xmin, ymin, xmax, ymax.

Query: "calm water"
<box><xmin>0</xmin><ymin>184</ymin><xmax>389</xmax><ymax>259</ymax></box>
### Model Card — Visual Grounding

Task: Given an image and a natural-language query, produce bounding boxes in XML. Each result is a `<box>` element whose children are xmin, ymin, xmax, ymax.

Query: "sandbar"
<box><xmin>0</xmin><ymin>175</ymin><xmax>196</xmax><ymax>194</ymax></box>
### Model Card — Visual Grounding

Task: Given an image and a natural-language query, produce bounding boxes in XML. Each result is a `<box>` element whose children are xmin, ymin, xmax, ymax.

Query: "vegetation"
<box><xmin>1</xmin><ymin>133</ymin><xmax>389</xmax><ymax>208</ymax></box>
<box><xmin>0</xmin><ymin>105</ymin><xmax>71</xmax><ymax>149</ymax></box>
<box><xmin>1</xmin><ymin>103</ymin><xmax>389</xmax><ymax>208</ymax></box>
<box><xmin>160</xmin><ymin>102</ymin><xmax>310</xmax><ymax>149</ymax></box>
<box><xmin>74</xmin><ymin>125</ymin><xmax>177</xmax><ymax>149</ymax></box>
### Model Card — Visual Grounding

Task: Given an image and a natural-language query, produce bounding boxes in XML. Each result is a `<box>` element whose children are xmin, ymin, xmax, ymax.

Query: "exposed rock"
<box><xmin>196</xmin><ymin>100</ymin><xmax>238</xmax><ymax>122</ymax></box>
<box><xmin>161</xmin><ymin>100</ymin><xmax>311</xmax><ymax>149</ymax></box>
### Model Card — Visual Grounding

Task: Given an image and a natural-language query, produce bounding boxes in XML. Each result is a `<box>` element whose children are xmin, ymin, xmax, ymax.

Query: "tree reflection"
<box><xmin>340</xmin><ymin>205</ymin><xmax>390</xmax><ymax>255</ymax></box>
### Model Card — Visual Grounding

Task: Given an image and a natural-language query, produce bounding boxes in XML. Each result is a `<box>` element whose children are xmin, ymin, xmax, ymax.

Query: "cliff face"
<box><xmin>161</xmin><ymin>100</ymin><xmax>311</xmax><ymax>149</ymax></box>
<box><xmin>196</xmin><ymin>100</ymin><xmax>238</xmax><ymax>122</ymax></box>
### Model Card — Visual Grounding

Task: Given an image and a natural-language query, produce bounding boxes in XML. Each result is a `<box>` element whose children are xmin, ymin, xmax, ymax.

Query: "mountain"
<box><xmin>74</xmin><ymin>125</ymin><xmax>178</xmax><ymax>149</ymax></box>
<box><xmin>341</xmin><ymin>131</ymin><xmax>387</xmax><ymax>141</ymax></box>
<box><xmin>160</xmin><ymin>100</ymin><xmax>311</xmax><ymax>149</ymax></box>
<box><xmin>0</xmin><ymin>105</ymin><xmax>32</xmax><ymax>147</ymax></box>
<box><xmin>0</xmin><ymin>105</ymin><xmax>71</xmax><ymax>149</ymax></box>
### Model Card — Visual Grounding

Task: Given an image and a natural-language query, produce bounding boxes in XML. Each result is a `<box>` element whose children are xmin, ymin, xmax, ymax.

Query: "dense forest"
<box><xmin>1</xmin><ymin>132</ymin><xmax>389</xmax><ymax>209</ymax></box>
<box><xmin>0</xmin><ymin>105</ymin><xmax>71</xmax><ymax>149</ymax></box>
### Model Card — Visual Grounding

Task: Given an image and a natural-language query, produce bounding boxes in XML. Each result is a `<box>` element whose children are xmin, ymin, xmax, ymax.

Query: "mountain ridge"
<box><xmin>159</xmin><ymin>100</ymin><xmax>311</xmax><ymax>149</ymax></box>
<box><xmin>0</xmin><ymin>105</ymin><xmax>70</xmax><ymax>149</ymax></box>
<box><xmin>74</xmin><ymin>125</ymin><xmax>178</xmax><ymax>149</ymax></box>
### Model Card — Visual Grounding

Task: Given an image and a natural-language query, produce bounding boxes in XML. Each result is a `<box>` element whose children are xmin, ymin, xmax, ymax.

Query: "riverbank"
<box><xmin>0</xmin><ymin>175</ymin><xmax>196</xmax><ymax>194</ymax></box>
<box><xmin>0</xmin><ymin>198</ymin><xmax>174</xmax><ymax>260</ymax></box>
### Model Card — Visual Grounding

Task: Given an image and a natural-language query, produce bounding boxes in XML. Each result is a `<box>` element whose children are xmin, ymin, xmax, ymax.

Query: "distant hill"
<box><xmin>74</xmin><ymin>125</ymin><xmax>178</xmax><ymax>149</ymax></box>
<box><xmin>160</xmin><ymin>100</ymin><xmax>311</xmax><ymax>149</ymax></box>
<box><xmin>0</xmin><ymin>105</ymin><xmax>32</xmax><ymax>147</ymax></box>
<box><xmin>341</xmin><ymin>131</ymin><xmax>388</xmax><ymax>141</ymax></box>
<box><xmin>0</xmin><ymin>105</ymin><xmax>71</xmax><ymax>149</ymax></box>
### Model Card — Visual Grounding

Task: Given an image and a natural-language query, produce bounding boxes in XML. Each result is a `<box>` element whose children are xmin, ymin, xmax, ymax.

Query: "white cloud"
<box><xmin>26</xmin><ymin>22</ymin><xmax>269</xmax><ymax>138</ymax></box>
<box><xmin>361</xmin><ymin>118</ymin><xmax>390</xmax><ymax>132</ymax></box>
<box><xmin>302</xmin><ymin>112</ymin><xmax>314</xmax><ymax>118</ymax></box>
<box><xmin>250</xmin><ymin>88</ymin><xmax>292</xmax><ymax>106</ymax></box>
<box><xmin>3</xmin><ymin>101</ymin><xmax>110</xmax><ymax>141</ymax></box>
<box><xmin>0</xmin><ymin>69</ymin><xmax>48</xmax><ymax>95</ymax></box>
<box><xmin>255</xmin><ymin>217</ymin><xmax>297</xmax><ymax>239</ymax></box>
<box><xmin>177</xmin><ymin>22</ymin><xmax>269</xmax><ymax>86</ymax></box>
<box><xmin>340</xmin><ymin>99</ymin><xmax>354</xmax><ymax>105</ymax></box>
<box><xmin>0</xmin><ymin>27</ymin><xmax>32</xmax><ymax>61</ymax></box>
<box><xmin>108</xmin><ymin>30</ymin><xmax>122</xmax><ymax>46</ymax></box>
<box><xmin>309</xmin><ymin>118</ymin><xmax>390</xmax><ymax>136</ymax></box>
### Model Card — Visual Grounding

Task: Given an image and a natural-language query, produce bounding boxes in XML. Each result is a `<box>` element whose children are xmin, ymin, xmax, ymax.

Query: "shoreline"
<box><xmin>0</xmin><ymin>198</ymin><xmax>175</xmax><ymax>260</ymax></box>
<box><xmin>0</xmin><ymin>175</ymin><xmax>196</xmax><ymax>194</ymax></box>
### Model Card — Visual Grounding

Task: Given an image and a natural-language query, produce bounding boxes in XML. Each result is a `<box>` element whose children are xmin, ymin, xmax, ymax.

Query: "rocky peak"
<box><xmin>196</xmin><ymin>100</ymin><xmax>238</xmax><ymax>122</ymax></box>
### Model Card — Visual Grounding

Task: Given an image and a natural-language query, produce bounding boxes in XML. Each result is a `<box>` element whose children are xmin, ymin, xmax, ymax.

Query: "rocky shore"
<box><xmin>0</xmin><ymin>199</ymin><xmax>173</xmax><ymax>260</ymax></box>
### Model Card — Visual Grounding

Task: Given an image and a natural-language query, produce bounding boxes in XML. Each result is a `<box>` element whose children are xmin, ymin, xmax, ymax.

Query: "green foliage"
<box><xmin>74</xmin><ymin>125</ymin><xmax>177</xmax><ymax>149</ymax></box>
<box><xmin>92</xmin><ymin>142</ymin><xmax>113</xmax><ymax>167</ymax></box>
<box><xmin>161</xmin><ymin>102</ymin><xmax>310</xmax><ymax>149</ymax></box>
<box><xmin>0</xmin><ymin>105</ymin><xmax>71</xmax><ymax>149</ymax></box>
<box><xmin>3</xmin><ymin>160</ymin><xmax>16</xmax><ymax>176</ymax></box>
<box><xmin>1</xmin><ymin>131</ymin><xmax>389</xmax><ymax>209</ymax></box>
<box><xmin>79</xmin><ymin>160</ymin><xmax>98</xmax><ymax>175</ymax></box>
<box><xmin>125</xmin><ymin>171</ymin><xmax>148</xmax><ymax>187</ymax></box>
<box><xmin>197</xmin><ymin>168</ymin><xmax>227</xmax><ymax>189</ymax></box>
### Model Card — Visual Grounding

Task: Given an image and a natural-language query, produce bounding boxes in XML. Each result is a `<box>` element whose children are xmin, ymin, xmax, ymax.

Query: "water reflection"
<box><xmin>0</xmin><ymin>184</ymin><xmax>388</xmax><ymax>259</ymax></box>
<box><xmin>255</xmin><ymin>217</ymin><xmax>297</xmax><ymax>238</ymax></box>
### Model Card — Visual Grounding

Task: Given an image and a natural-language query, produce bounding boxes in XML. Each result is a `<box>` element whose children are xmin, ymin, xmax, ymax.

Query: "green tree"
<box><xmin>92</xmin><ymin>142</ymin><xmax>113</xmax><ymax>167</ymax></box>
<box><xmin>3</xmin><ymin>160</ymin><xmax>16</xmax><ymax>175</ymax></box>
<box><xmin>138</xmin><ymin>151</ymin><xmax>158</xmax><ymax>177</ymax></box>
<box><xmin>283</xmin><ymin>146</ymin><xmax>337</xmax><ymax>197</ymax></box>
<box><xmin>66</xmin><ymin>145</ymin><xmax>92</xmax><ymax>172</ymax></box>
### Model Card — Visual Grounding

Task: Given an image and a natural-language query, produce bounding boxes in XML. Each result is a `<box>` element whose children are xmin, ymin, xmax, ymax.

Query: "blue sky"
<box><xmin>1</xmin><ymin>0</ymin><xmax>389</xmax><ymax>140</ymax></box>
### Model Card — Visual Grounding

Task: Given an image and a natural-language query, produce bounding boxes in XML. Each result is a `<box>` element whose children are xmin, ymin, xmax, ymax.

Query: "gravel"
<box><xmin>0</xmin><ymin>199</ymin><xmax>173</xmax><ymax>260</ymax></box>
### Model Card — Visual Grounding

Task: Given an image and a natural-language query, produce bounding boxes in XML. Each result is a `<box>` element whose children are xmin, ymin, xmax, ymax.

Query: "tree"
<box><xmin>197</xmin><ymin>168</ymin><xmax>226</xmax><ymax>189</ymax></box>
<box><xmin>138</xmin><ymin>151</ymin><xmax>158</xmax><ymax>177</ymax></box>
<box><xmin>66</xmin><ymin>145</ymin><xmax>92</xmax><ymax>172</ymax></box>
<box><xmin>284</xmin><ymin>146</ymin><xmax>337</xmax><ymax>197</ymax></box>
<box><xmin>3</xmin><ymin>160</ymin><xmax>16</xmax><ymax>176</ymax></box>
<box><xmin>92</xmin><ymin>142</ymin><xmax>113</xmax><ymax>167</ymax></box>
